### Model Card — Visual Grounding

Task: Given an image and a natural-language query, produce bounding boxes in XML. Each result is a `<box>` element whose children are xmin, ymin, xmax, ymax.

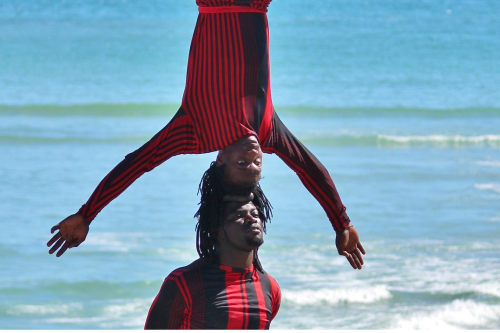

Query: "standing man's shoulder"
<box><xmin>167</xmin><ymin>257</ymin><xmax>208</xmax><ymax>280</ymax></box>
<box><xmin>266</xmin><ymin>271</ymin><xmax>281</xmax><ymax>294</ymax></box>
<box><xmin>256</xmin><ymin>269</ymin><xmax>281</xmax><ymax>294</ymax></box>
<box><xmin>255</xmin><ymin>269</ymin><xmax>281</xmax><ymax>322</ymax></box>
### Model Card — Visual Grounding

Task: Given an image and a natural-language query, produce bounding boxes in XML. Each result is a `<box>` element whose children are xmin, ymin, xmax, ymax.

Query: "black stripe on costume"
<box><xmin>257</xmin><ymin>269</ymin><xmax>272</xmax><ymax>328</ymax></box>
<box><xmin>244</xmin><ymin>271</ymin><xmax>262</xmax><ymax>329</ymax></box>
<box><xmin>201</xmin><ymin>264</ymin><xmax>229</xmax><ymax>328</ymax></box>
<box><xmin>239</xmin><ymin>272</ymin><xmax>247</xmax><ymax>329</ymax></box>
<box><xmin>252</xmin><ymin>12</ymin><xmax>269</xmax><ymax>135</ymax></box>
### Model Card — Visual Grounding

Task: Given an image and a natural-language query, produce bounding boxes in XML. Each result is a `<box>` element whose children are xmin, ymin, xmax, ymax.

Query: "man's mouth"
<box><xmin>247</xmin><ymin>227</ymin><xmax>262</xmax><ymax>234</ymax></box>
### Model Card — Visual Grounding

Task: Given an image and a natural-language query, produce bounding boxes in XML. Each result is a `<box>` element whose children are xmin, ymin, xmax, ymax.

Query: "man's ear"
<box><xmin>215</xmin><ymin>150</ymin><xmax>225</xmax><ymax>167</ymax></box>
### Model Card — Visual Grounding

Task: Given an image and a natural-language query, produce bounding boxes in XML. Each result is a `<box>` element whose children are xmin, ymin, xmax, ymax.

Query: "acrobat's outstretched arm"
<box><xmin>263</xmin><ymin>111</ymin><xmax>365</xmax><ymax>269</ymax></box>
<box><xmin>47</xmin><ymin>109</ymin><xmax>198</xmax><ymax>256</ymax></box>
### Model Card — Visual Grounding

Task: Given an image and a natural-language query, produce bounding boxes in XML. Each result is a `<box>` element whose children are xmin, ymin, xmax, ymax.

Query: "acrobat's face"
<box><xmin>215</xmin><ymin>135</ymin><xmax>262</xmax><ymax>186</ymax></box>
<box><xmin>219</xmin><ymin>201</ymin><xmax>264</xmax><ymax>251</ymax></box>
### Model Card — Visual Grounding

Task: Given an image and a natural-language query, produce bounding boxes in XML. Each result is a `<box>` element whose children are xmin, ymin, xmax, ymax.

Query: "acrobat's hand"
<box><xmin>335</xmin><ymin>225</ymin><xmax>366</xmax><ymax>270</ymax></box>
<box><xmin>47</xmin><ymin>214</ymin><xmax>89</xmax><ymax>257</ymax></box>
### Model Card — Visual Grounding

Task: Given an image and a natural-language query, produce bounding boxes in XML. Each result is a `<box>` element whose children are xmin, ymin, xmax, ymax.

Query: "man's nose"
<box><xmin>244</xmin><ymin>146</ymin><xmax>261</xmax><ymax>162</ymax></box>
<box><xmin>245</xmin><ymin>214</ymin><xmax>259</xmax><ymax>224</ymax></box>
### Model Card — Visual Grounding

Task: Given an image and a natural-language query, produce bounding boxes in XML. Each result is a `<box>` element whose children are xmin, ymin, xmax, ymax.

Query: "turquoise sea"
<box><xmin>1</xmin><ymin>0</ymin><xmax>500</xmax><ymax>329</ymax></box>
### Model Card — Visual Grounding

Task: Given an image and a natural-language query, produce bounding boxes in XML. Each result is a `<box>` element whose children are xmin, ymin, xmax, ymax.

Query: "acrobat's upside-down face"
<box><xmin>216</xmin><ymin>135</ymin><xmax>262</xmax><ymax>187</ymax></box>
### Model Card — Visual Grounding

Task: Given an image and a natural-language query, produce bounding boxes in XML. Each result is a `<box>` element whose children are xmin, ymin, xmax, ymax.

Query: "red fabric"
<box><xmin>199</xmin><ymin>6</ymin><xmax>267</xmax><ymax>14</ymax></box>
<box><xmin>196</xmin><ymin>0</ymin><xmax>271</xmax><ymax>12</ymax></box>
<box><xmin>223</xmin><ymin>265</ymin><xmax>247</xmax><ymax>329</ymax></box>
<box><xmin>251</xmin><ymin>272</ymin><xmax>269</xmax><ymax>329</ymax></box>
<box><xmin>144</xmin><ymin>260</ymin><xmax>281</xmax><ymax>329</ymax></box>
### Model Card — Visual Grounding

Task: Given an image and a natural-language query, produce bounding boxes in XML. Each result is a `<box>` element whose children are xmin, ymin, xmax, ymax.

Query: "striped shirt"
<box><xmin>144</xmin><ymin>259</ymin><xmax>281</xmax><ymax>329</ymax></box>
<box><xmin>77</xmin><ymin>0</ymin><xmax>350</xmax><ymax>232</ymax></box>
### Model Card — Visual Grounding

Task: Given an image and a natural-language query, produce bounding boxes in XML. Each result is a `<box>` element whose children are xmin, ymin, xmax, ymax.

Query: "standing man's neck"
<box><xmin>218</xmin><ymin>248</ymin><xmax>254</xmax><ymax>269</ymax></box>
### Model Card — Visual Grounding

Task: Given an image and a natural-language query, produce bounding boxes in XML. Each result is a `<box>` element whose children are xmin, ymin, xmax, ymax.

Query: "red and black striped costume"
<box><xmin>144</xmin><ymin>259</ymin><xmax>281</xmax><ymax>329</ymax></box>
<box><xmin>77</xmin><ymin>0</ymin><xmax>351</xmax><ymax>232</ymax></box>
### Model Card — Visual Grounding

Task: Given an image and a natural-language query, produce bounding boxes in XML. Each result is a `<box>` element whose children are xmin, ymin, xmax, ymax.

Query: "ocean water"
<box><xmin>1</xmin><ymin>0</ymin><xmax>499</xmax><ymax>330</ymax></box>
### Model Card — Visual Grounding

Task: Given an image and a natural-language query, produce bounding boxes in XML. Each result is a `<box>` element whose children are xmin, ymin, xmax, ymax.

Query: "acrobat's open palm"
<box><xmin>336</xmin><ymin>225</ymin><xmax>366</xmax><ymax>270</ymax></box>
<box><xmin>47</xmin><ymin>214</ymin><xmax>89</xmax><ymax>257</ymax></box>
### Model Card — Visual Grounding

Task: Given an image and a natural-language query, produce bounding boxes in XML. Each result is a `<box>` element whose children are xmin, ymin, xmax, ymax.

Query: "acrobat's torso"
<box><xmin>182</xmin><ymin>0</ymin><xmax>274</xmax><ymax>152</ymax></box>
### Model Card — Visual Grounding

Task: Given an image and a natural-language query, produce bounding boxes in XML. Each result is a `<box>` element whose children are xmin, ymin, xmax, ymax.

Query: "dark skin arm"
<box><xmin>336</xmin><ymin>225</ymin><xmax>366</xmax><ymax>269</ymax></box>
<box><xmin>46</xmin><ymin>110</ymin><xmax>198</xmax><ymax>258</ymax></box>
<box><xmin>47</xmin><ymin>214</ymin><xmax>89</xmax><ymax>257</ymax></box>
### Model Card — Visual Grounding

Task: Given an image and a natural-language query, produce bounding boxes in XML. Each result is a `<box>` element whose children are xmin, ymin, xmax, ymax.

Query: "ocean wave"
<box><xmin>392</xmin><ymin>300</ymin><xmax>500</xmax><ymax>329</ymax></box>
<box><xmin>296</xmin><ymin>133</ymin><xmax>500</xmax><ymax>148</ymax></box>
<box><xmin>402</xmin><ymin>281</ymin><xmax>500</xmax><ymax>300</ymax></box>
<box><xmin>0</xmin><ymin>279</ymin><xmax>161</xmax><ymax>299</ymax></box>
<box><xmin>0</xmin><ymin>103</ymin><xmax>179</xmax><ymax>117</ymax></box>
<box><xmin>474</xmin><ymin>183</ymin><xmax>500</xmax><ymax>194</ymax></box>
<box><xmin>7</xmin><ymin>303</ymin><xmax>83</xmax><ymax>316</ymax></box>
<box><xmin>4</xmin><ymin>131</ymin><xmax>499</xmax><ymax>147</ymax></box>
<box><xmin>1</xmin><ymin>104</ymin><xmax>499</xmax><ymax>117</ymax></box>
<box><xmin>282</xmin><ymin>285</ymin><xmax>392</xmax><ymax>305</ymax></box>
<box><xmin>81</xmin><ymin>232</ymin><xmax>196</xmax><ymax>260</ymax></box>
<box><xmin>39</xmin><ymin>299</ymin><xmax>150</xmax><ymax>329</ymax></box>
<box><xmin>277</xmin><ymin>106</ymin><xmax>500</xmax><ymax>117</ymax></box>
<box><xmin>0</xmin><ymin>135</ymin><xmax>147</xmax><ymax>144</ymax></box>
<box><xmin>488</xmin><ymin>215</ymin><xmax>500</xmax><ymax>222</ymax></box>
<box><xmin>103</xmin><ymin>298</ymin><xmax>150</xmax><ymax>318</ymax></box>
<box><xmin>46</xmin><ymin>315</ymin><xmax>146</xmax><ymax>329</ymax></box>
<box><xmin>476</xmin><ymin>160</ymin><xmax>500</xmax><ymax>167</ymax></box>
<box><xmin>377</xmin><ymin>134</ymin><xmax>500</xmax><ymax>146</ymax></box>
<box><xmin>474</xmin><ymin>282</ymin><xmax>500</xmax><ymax>299</ymax></box>
<box><xmin>83</xmin><ymin>232</ymin><xmax>148</xmax><ymax>252</ymax></box>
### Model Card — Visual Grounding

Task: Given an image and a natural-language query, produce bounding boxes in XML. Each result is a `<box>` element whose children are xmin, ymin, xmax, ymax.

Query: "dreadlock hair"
<box><xmin>194</xmin><ymin>161</ymin><xmax>272</xmax><ymax>273</ymax></box>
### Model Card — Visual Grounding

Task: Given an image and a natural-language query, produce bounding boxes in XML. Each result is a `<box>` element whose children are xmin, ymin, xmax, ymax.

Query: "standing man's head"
<box><xmin>217</xmin><ymin>200</ymin><xmax>265</xmax><ymax>268</ymax></box>
<box><xmin>195</xmin><ymin>162</ymin><xmax>272</xmax><ymax>272</ymax></box>
<box><xmin>215</xmin><ymin>135</ymin><xmax>262</xmax><ymax>191</ymax></box>
<box><xmin>219</xmin><ymin>201</ymin><xmax>264</xmax><ymax>250</ymax></box>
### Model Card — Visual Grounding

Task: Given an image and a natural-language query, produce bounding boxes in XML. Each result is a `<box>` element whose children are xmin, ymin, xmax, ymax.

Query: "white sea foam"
<box><xmin>476</xmin><ymin>160</ymin><xmax>500</xmax><ymax>167</ymax></box>
<box><xmin>474</xmin><ymin>282</ymin><xmax>500</xmax><ymax>299</ymax></box>
<box><xmin>101</xmin><ymin>299</ymin><xmax>150</xmax><ymax>328</ymax></box>
<box><xmin>84</xmin><ymin>232</ymin><xmax>150</xmax><ymax>252</ymax></box>
<box><xmin>282</xmin><ymin>285</ymin><xmax>391</xmax><ymax>305</ymax></box>
<box><xmin>8</xmin><ymin>303</ymin><xmax>83</xmax><ymax>315</ymax></box>
<box><xmin>103</xmin><ymin>298</ymin><xmax>150</xmax><ymax>318</ymax></box>
<box><xmin>267</xmin><ymin>239</ymin><xmax>500</xmax><ymax>299</ymax></box>
<box><xmin>423</xmin><ymin>280</ymin><xmax>500</xmax><ymax>299</ymax></box>
<box><xmin>44</xmin><ymin>299</ymin><xmax>150</xmax><ymax>329</ymax></box>
<box><xmin>351</xmin><ymin>238</ymin><xmax>500</xmax><ymax>299</ymax></box>
<box><xmin>379</xmin><ymin>254</ymin><xmax>500</xmax><ymax>296</ymax></box>
<box><xmin>474</xmin><ymin>183</ymin><xmax>500</xmax><ymax>194</ymax></box>
<box><xmin>392</xmin><ymin>300</ymin><xmax>500</xmax><ymax>329</ymax></box>
<box><xmin>378</xmin><ymin>134</ymin><xmax>500</xmax><ymax>146</ymax></box>
<box><xmin>489</xmin><ymin>215</ymin><xmax>500</xmax><ymax>222</ymax></box>
<box><xmin>156</xmin><ymin>247</ymin><xmax>198</xmax><ymax>262</ymax></box>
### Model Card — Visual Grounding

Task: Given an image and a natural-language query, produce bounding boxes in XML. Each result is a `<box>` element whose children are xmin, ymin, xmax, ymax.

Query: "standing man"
<box><xmin>145</xmin><ymin>174</ymin><xmax>280</xmax><ymax>329</ymax></box>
